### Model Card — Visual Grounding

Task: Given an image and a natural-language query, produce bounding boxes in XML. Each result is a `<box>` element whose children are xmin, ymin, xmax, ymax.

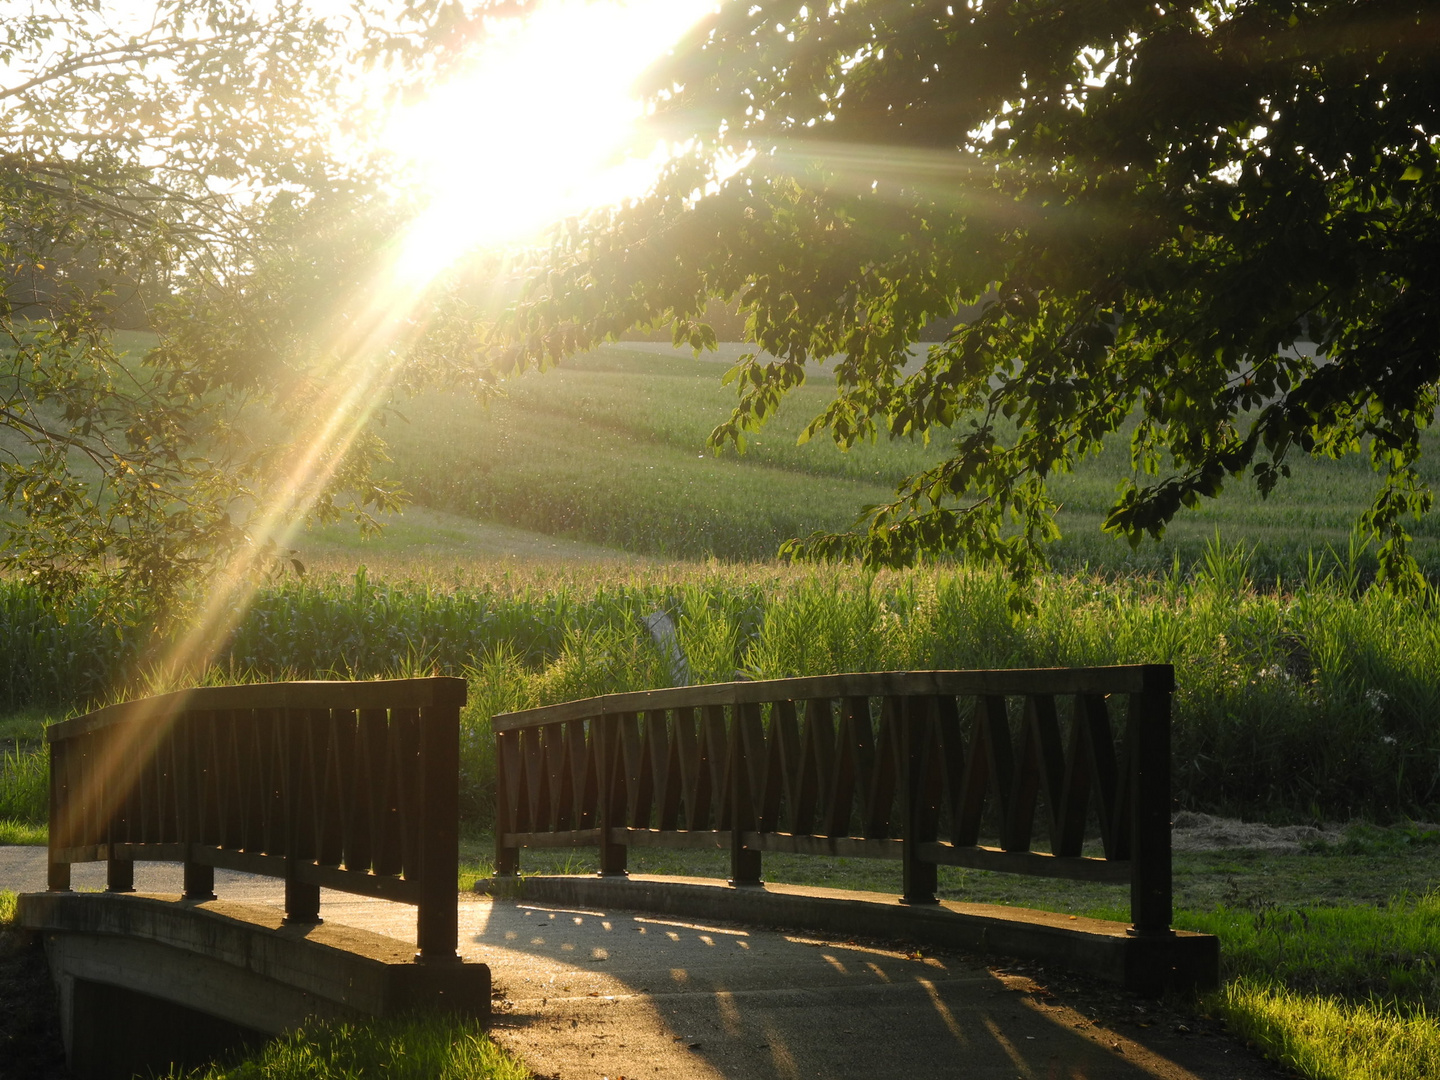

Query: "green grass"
<box><xmin>377</xmin><ymin>343</ymin><xmax>1440</xmax><ymax>577</ymax></box>
<box><xmin>1220</xmin><ymin>981</ymin><xmax>1440</xmax><ymax>1080</ymax></box>
<box><xmin>0</xmin><ymin>889</ymin><xmax>15</xmax><ymax>924</ymax></box>
<box><xmin>0</xmin><ymin>744</ymin><xmax>47</xmax><ymax>826</ymax></box>
<box><xmin>0</xmin><ymin>820</ymin><xmax>46</xmax><ymax>844</ymax></box>
<box><xmin>1193</xmin><ymin>893</ymin><xmax>1440</xmax><ymax>1080</ymax></box>
<box><xmin>7</xmin><ymin>545</ymin><xmax>1440</xmax><ymax>820</ymax></box>
<box><xmin>167</xmin><ymin>1014</ymin><xmax>531</xmax><ymax>1080</ymax></box>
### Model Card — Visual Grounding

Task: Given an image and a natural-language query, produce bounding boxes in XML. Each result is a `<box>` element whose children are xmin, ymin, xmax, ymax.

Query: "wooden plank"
<box><xmin>917</xmin><ymin>842</ymin><xmax>1132</xmax><ymax>883</ymax></box>
<box><xmin>609</xmin><ymin>828</ymin><xmax>731</xmax><ymax>850</ymax></box>
<box><xmin>740</xmin><ymin>832</ymin><xmax>902</xmax><ymax>860</ymax></box>
<box><xmin>490</xmin><ymin>666</ymin><xmax>1172</xmax><ymax>731</ymax></box>
<box><xmin>502</xmin><ymin>828</ymin><xmax>604</xmax><ymax>848</ymax></box>
<box><xmin>50</xmin><ymin>677</ymin><xmax>467</xmax><ymax>741</ymax></box>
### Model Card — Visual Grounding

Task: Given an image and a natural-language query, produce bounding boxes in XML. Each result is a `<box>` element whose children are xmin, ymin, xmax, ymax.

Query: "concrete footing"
<box><xmin>479</xmin><ymin>873</ymin><xmax>1218</xmax><ymax>995</ymax></box>
<box><xmin>17</xmin><ymin>892</ymin><xmax>490</xmax><ymax>1080</ymax></box>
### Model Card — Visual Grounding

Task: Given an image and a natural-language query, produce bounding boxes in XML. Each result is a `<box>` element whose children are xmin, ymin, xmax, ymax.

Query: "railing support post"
<box><xmin>106</xmin><ymin>855</ymin><xmax>133</xmax><ymax>893</ymax></box>
<box><xmin>1129</xmin><ymin>664</ymin><xmax>1174</xmax><ymax>937</ymax></box>
<box><xmin>901</xmin><ymin>696</ymin><xmax>938</xmax><ymax>905</ymax></box>
<box><xmin>597</xmin><ymin>714</ymin><xmax>629</xmax><ymax>877</ymax></box>
<box><xmin>284</xmin><ymin>868</ymin><xmax>322</xmax><ymax>925</ymax></box>
<box><xmin>183</xmin><ymin>860</ymin><xmax>215</xmax><ymax>901</ymax></box>
<box><xmin>417</xmin><ymin>682</ymin><xmax>463</xmax><ymax>963</ymax></box>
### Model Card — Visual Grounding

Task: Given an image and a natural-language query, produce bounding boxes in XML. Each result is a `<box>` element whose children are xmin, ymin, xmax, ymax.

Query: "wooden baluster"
<box><xmin>676</xmin><ymin>707</ymin><xmax>711</xmax><ymax>831</ymax></box>
<box><xmin>1054</xmin><ymin>696</ymin><xmax>1096</xmax><ymax>858</ymax></box>
<box><xmin>622</xmin><ymin>711</ymin><xmax>653</xmax><ymax>829</ymax></box>
<box><xmin>1080</xmin><ymin>694</ymin><xmax>1126</xmax><ymax>859</ymax></box>
<box><xmin>1002</xmin><ymin>697</ymin><xmax>1043</xmax><ymax>852</ymax></box>
<box><xmin>97</xmin><ymin>727</ymin><xmax>133</xmax><ymax>893</ymax></box>
<box><xmin>494</xmin><ymin>728</ymin><xmax>521</xmax><ymax>876</ymax></box>
<box><xmin>393</xmin><ymin>707</ymin><xmax>423</xmax><ymax>882</ymax></box>
<box><xmin>648</xmin><ymin>709</ymin><xmax>683</xmax><ymax>832</ymax></box>
<box><xmin>283</xmin><ymin>708</ymin><xmax>321</xmax><ymax>925</ymax></box>
<box><xmin>703</xmin><ymin>705</ymin><xmax>730</xmax><ymax>831</ymax></box>
<box><xmin>570</xmin><ymin>719</ymin><xmax>597</xmax><ymax>828</ymax></box>
<box><xmin>48</xmin><ymin>739</ymin><xmax>71</xmax><ymax>892</ymax></box>
<box><xmin>320</xmin><ymin>710</ymin><xmax>350</xmax><ymax>868</ymax></box>
<box><xmin>180</xmin><ymin>713</ymin><xmax>215</xmax><ymax>901</ymax></box>
<box><xmin>800</xmin><ymin>699</ymin><xmax>834</xmax><ymax>836</ymax></box>
<box><xmin>597</xmin><ymin>714</ymin><xmax>629</xmax><ymax>877</ymax></box>
<box><xmin>751</xmin><ymin>703</ymin><xmax>784</xmax><ymax>834</ymax></box>
<box><xmin>865</xmin><ymin>696</ymin><xmax>901</xmax><ymax>839</ymax></box>
<box><xmin>901</xmin><ymin>695</ymin><xmax>941</xmax><ymax>904</ymax></box>
<box><xmin>520</xmin><ymin>726</ymin><xmax>547</xmax><ymax>833</ymax></box>
<box><xmin>822</xmin><ymin>698</ymin><xmax>863</xmax><ymax>837</ymax></box>
<box><xmin>933</xmin><ymin>695</ymin><xmax>966</xmax><ymax>844</ymax></box>
<box><xmin>772</xmin><ymin>700</ymin><xmax>804</xmax><ymax>835</ymax></box>
<box><xmin>729</xmin><ymin>702</ymin><xmax>762</xmax><ymax>887</ymax></box>
<box><xmin>546</xmin><ymin>722</ymin><xmax>571</xmax><ymax>830</ymax></box>
<box><xmin>1029</xmin><ymin>695</ymin><xmax>1068</xmax><ymax>854</ymax></box>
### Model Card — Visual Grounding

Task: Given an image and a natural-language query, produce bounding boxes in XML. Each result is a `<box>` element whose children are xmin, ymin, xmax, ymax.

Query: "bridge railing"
<box><xmin>47</xmin><ymin>677</ymin><xmax>466</xmax><ymax>961</ymax></box>
<box><xmin>493</xmin><ymin>665</ymin><xmax>1174</xmax><ymax>936</ymax></box>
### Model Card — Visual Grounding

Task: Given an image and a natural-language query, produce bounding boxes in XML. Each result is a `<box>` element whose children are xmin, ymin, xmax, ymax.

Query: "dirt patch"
<box><xmin>0</xmin><ymin>924</ymin><xmax>67</xmax><ymax>1080</ymax></box>
<box><xmin>1172</xmin><ymin>812</ymin><xmax>1344</xmax><ymax>854</ymax></box>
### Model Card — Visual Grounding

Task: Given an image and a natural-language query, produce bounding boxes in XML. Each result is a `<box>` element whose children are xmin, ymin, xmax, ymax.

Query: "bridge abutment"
<box><xmin>18</xmin><ymin>892</ymin><xmax>490</xmax><ymax>1080</ymax></box>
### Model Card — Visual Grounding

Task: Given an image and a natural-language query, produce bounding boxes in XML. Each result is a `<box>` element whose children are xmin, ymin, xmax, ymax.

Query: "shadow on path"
<box><xmin>438</xmin><ymin>896</ymin><xmax>1279</xmax><ymax>1080</ymax></box>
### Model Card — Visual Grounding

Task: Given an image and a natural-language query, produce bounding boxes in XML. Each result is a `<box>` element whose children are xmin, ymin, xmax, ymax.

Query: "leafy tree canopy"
<box><xmin>1</xmin><ymin>0</ymin><xmax>484</xmax><ymax>613</ymax></box>
<box><xmin>509</xmin><ymin>0</ymin><xmax>1440</xmax><ymax>590</ymax></box>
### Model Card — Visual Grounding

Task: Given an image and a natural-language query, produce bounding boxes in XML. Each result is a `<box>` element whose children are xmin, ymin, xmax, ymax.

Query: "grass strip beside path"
<box><xmin>169</xmin><ymin>1015</ymin><xmax>531</xmax><ymax>1080</ymax></box>
<box><xmin>1220</xmin><ymin>981</ymin><xmax>1440</xmax><ymax>1080</ymax></box>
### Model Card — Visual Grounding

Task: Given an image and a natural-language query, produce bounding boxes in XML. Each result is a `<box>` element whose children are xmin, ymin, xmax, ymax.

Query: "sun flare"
<box><xmin>385</xmin><ymin>0</ymin><xmax>715</xmax><ymax>280</ymax></box>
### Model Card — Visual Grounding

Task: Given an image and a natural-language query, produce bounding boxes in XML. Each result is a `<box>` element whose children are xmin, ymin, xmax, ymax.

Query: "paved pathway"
<box><xmin>2</xmin><ymin>847</ymin><xmax>1281</xmax><ymax>1080</ymax></box>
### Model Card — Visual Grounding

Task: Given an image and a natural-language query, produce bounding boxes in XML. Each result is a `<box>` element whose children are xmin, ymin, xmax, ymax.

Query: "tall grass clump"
<box><xmin>4</xmin><ymin>537</ymin><xmax>1440</xmax><ymax>822</ymax></box>
<box><xmin>172</xmin><ymin>1014</ymin><xmax>531</xmax><ymax>1080</ymax></box>
<box><xmin>1220</xmin><ymin>981</ymin><xmax>1440</xmax><ymax>1080</ymax></box>
<box><xmin>0</xmin><ymin>745</ymin><xmax>48</xmax><ymax>824</ymax></box>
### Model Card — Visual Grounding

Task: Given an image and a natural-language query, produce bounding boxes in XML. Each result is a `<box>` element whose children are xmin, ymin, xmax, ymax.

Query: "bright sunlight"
<box><xmin>386</xmin><ymin>0</ymin><xmax>716</xmax><ymax>281</ymax></box>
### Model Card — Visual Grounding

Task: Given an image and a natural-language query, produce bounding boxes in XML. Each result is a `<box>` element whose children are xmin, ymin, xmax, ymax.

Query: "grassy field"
<box><xmin>374</xmin><ymin>342</ymin><xmax>1440</xmax><ymax>578</ymax></box>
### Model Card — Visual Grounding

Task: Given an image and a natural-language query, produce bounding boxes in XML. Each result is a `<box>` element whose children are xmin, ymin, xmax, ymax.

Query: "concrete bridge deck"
<box><xmin>3</xmin><ymin>848</ymin><xmax>1283</xmax><ymax>1080</ymax></box>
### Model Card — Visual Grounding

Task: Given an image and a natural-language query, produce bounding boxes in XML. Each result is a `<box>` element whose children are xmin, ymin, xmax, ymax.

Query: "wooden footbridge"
<box><xmin>18</xmin><ymin>663</ymin><xmax>1216</xmax><ymax>1079</ymax></box>
<box><xmin>19</xmin><ymin>676</ymin><xmax>490</xmax><ymax>1080</ymax></box>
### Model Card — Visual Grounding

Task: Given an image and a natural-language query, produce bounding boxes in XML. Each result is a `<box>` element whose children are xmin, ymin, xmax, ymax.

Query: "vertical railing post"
<box><xmin>47</xmin><ymin>736</ymin><xmax>71</xmax><ymax>892</ymax></box>
<box><xmin>494</xmin><ymin>729</ymin><xmax>520</xmax><ymax>877</ymax></box>
<box><xmin>417</xmin><ymin>678</ymin><xmax>464</xmax><ymax>963</ymax></box>
<box><xmin>729</xmin><ymin>701</ymin><xmax>762</xmax><ymax>887</ymax></box>
<box><xmin>179</xmin><ymin>714</ymin><xmax>215</xmax><ymax>901</ymax></box>
<box><xmin>901</xmin><ymin>696</ymin><xmax>939</xmax><ymax>905</ymax></box>
<box><xmin>597</xmin><ymin>714</ymin><xmax>629</xmax><ymax>877</ymax></box>
<box><xmin>283</xmin><ymin>709</ymin><xmax>322</xmax><ymax>925</ymax></box>
<box><xmin>1129</xmin><ymin>664</ymin><xmax>1174</xmax><ymax>937</ymax></box>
